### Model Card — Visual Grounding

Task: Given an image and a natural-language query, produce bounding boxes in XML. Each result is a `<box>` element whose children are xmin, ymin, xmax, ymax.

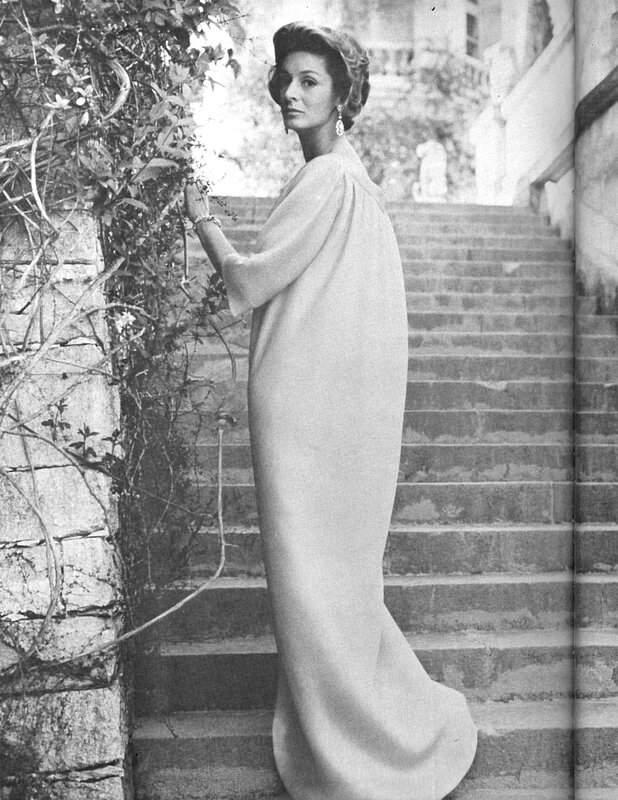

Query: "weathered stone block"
<box><xmin>0</xmin><ymin>772</ymin><xmax>127</xmax><ymax>800</ymax></box>
<box><xmin>0</xmin><ymin>467</ymin><xmax>114</xmax><ymax>543</ymax></box>
<box><xmin>17</xmin><ymin>342</ymin><xmax>108</xmax><ymax>375</ymax></box>
<box><xmin>63</xmin><ymin>537</ymin><xmax>123</xmax><ymax>612</ymax></box>
<box><xmin>0</xmin><ymin>537</ymin><xmax>122</xmax><ymax>617</ymax></box>
<box><xmin>1</xmin><ymin>276</ymin><xmax>107</xmax><ymax>347</ymax></box>
<box><xmin>0</xmin><ymin>771</ymin><xmax>125</xmax><ymax>800</ymax></box>
<box><xmin>0</xmin><ymin>212</ymin><xmax>103</xmax><ymax>266</ymax></box>
<box><xmin>48</xmin><ymin>774</ymin><xmax>125</xmax><ymax>800</ymax></box>
<box><xmin>0</xmin><ymin>684</ymin><xmax>126</xmax><ymax>773</ymax></box>
<box><xmin>0</xmin><ymin>615</ymin><xmax>121</xmax><ymax>671</ymax></box>
<box><xmin>2</xmin><ymin>374</ymin><xmax>120</xmax><ymax>468</ymax></box>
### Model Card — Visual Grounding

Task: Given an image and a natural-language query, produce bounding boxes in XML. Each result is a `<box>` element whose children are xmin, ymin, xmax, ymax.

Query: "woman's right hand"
<box><xmin>184</xmin><ymin>182</ymin><xmax>210</xmax><ymax>223</ymax></box>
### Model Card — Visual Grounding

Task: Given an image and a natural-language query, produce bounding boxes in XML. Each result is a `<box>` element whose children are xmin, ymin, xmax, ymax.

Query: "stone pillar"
<box><xmin>0</xmin><ymin>210</ymin><xmax>127</xmax><ymax>799</ymax></box>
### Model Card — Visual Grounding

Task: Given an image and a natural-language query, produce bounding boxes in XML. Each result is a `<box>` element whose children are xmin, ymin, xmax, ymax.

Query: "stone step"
<box><xmin>191</xmin><ymin>317</ymin><xmax>577</xmax><ymax>351</ymax></box>
<box><xmin>408</xmin><ymin>354</ymin><xmax>573</xmax><ymax>381</ymax></box>
<box><xmin>576</xmin><ymin>445</ymin><xmax>618</xmax><ymax>481</ymax></box>
<box><xmin>576</xmin><ymin>358</ymin><xmax>618</xmax><ymax>383</ymax></box>
<box><xmin>189</xmin><ymin>527</ymin><xmax>614</xmax><ymax>583</ymax></box>
<box><xmin>578</xmin><ymin>297</ymin><xmax>599</xmax><ymax>314</ymax></box>
<box><xmin>133</xmin><ymin>698</ymin><xmax>616</xmax><ymax>799</ymax></box>
<box><xmin>577</xmin><ymin>628</ymin><xmax>618</xmax><ymax>699</ymax></box>
<box><xmin>391</xmin><ymin>219</ymin><xmax>559</xmax><ymax>236</ymax></box>
<box><xmin>406</xmin><ymin>409</ymin><xmax>573</xmax><ymax>442</ymax></box>
<box><xmin>576</xmin><ymin>383</ymin><xmax>618</xmax><ymax>414</ymax></box>
<box><xmin>220</xmin><ymin>234</ymin><xmax>570</xmax><ymax>264</ymax></box>
<box><xmin>223</xmin><ymin>218</ymin><xmax>558</xmax><ymax>236</ymax></box>
<box><xmin>196</xmin><ymin>480</ymin><xmax>573</xmax><ymax>527</ymax></box>
<box><xmin>577</xmin><ymin>314</ymin><xmax>618</xmax><ymax>336</ymax></box>
<box><xmin>136</xmin><ymin>628</ymin><xmax>582</xmax><ymax>715</ymax></box>
<box><xmin>133</xmin><ymin>779</ymin><xmax>617</xmax><ymax>800</ymax></box>
<box><xmin>200</xmin><ymin>409</ymin><xmax>573</xmax><ymax>446</ymax></box>
<box><xmin>405</xmin><ymin>292</ymin><xmax>573</xmax><ymax>312</ymax></box>
<box><xmin>401</xmin><ymin>260</ymin><xmax>573</xmax><ymax>278</ymax></box>
<box><xmin>188</xmin><ymin>346</ymin><xmax>579</xmax><ymax>386</ymax></box>
<box><xmin>188</xmin><ymin>524</ymin><xmax>573</xmax><ymax>579</ymax></box>
<box><xmin>212</xmin><ymin>196</ymin><xmax>553</xmax><ymax>218</ymax></box>
<box><xmin>187</xmin><ymin>381</ymin><xmax>574</xmax><ymax>429</ymax></box>
<box><xmin>407</xmin><ymin>311</ymin><xmax>574</xmax><ymax>333</ymax></box>
<box><xmin>576</xmin><ymin>524</ymin><xmax>618</xmax><ymax>572</ymax></box>
<box><xmin>395</xmin><ymin>246</ymin><xmax>565</xmax><ymax>264</ymax></box>
<box><xmin>191</xmin><ymin>350</ymin><xmax>578</xmax><ymax>382</ymax></box>
<box><xmin>156</xmin><ymin>573</ymin><xmax>573</xmax><ymax>640</ymax></box>
<box><xmin>575</xmin><ymin>483</ymin><xmax>618</xmax><ymax>524</ymax></box>
<box><xmin>576</xmin><ymin>574</ymin><xmax>618</xmax><ymax>628</ymax></box>
<box><xmin>578</xmin><ymin>336</ymin><xmax>618</xmax><ymax>357</ymax></box>
<box><xmin>407</xmin><ymin>331</ymin><xmax>574</xmax><ymax>355</ymax></box>
<box><xmin>188</xmin><ymin>324</ymin><xmax>580</xmax><ymax>361</ymax></box>
<box><xmin>577</xmin><ymin>413</ymin><xmax>618</xmax><ymax>440</ymax></box>
<box><xmin>138</xmin><ymin>627</ymin><xmax>618</xmax><ymax>715</ymax></box>
<box><xmin>226</xmin><ymin>230</ymin><xmax>569</xmax><ymax>250</ymax></box>
<box><xmin>133</xmin><ymin>781</ymin><xmax>587</xmax><ymax>800</ymax></box>
<box><xmin>196</xmin><ymin>443</ymin><xmax>573</xmax><ymax>485</ymax></box>
<box><xmin>402</xmin><ymin>275</ymin><xmax>573</xmax><ymax>294</ymax></box>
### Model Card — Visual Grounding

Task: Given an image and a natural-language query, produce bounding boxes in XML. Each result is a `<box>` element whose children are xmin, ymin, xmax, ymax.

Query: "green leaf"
<box><xmin>133</xmin><ymin>157</ymin><xmax>179</xmax><ymax>184</ymax></box>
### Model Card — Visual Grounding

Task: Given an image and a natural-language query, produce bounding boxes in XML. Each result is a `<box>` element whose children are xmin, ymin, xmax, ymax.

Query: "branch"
<box><xmin>101</xmin><ymin>59</ymin><xmax>132</xmax><ymax>121</ymax></box>
<box><xmin>29</xmin><ymin>111</ymin><xmax>55</xmax><ymax>229</ymax></box>
<box><xmin>0</xmin><ymin>138</ymin><xmax>35</xmax><ymax>158</ymax></box>
<box><xmin>0</xmin><ymin>419</ymin><xmax>229</xmax><ymax>674</ymax></box>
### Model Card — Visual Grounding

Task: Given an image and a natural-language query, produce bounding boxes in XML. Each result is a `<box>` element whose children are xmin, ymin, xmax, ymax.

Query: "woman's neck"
<box><xmin>298</xmin><ymin>123</ymin><xmax>341</xmax><ymax>162</ymax></box>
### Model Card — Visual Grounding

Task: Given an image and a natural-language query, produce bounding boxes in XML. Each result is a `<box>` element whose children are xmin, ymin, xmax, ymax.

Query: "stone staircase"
<box><xmin>132</xmin><ymin>198</ymin><xmax>618</xmax><ymax>799</ymax></box>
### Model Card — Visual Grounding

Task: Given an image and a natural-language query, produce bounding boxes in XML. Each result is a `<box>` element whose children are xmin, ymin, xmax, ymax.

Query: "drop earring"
<box><xmin>335</xmin><ymin>104</ymin><xmax>344</xmax><ymax>137</ymax></box>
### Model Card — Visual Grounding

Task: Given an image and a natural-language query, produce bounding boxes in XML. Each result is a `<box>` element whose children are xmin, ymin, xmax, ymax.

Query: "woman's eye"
<box><xmin>302</xmin><ymin>79</ymin><xmax>316</xmax><ymax>87</ymax></box>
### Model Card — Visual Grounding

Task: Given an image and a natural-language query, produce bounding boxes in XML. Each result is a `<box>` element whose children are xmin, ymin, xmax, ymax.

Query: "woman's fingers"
<box><xmin>184</xmin><ymin>183</ymin><xmax>210</xmax><ymax>218</ymax></box>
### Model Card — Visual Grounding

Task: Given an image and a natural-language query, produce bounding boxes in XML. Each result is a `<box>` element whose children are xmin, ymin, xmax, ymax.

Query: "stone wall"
<box><xmin>471</xmin><ymin>6</ymin><xmax>574</xmax><ymax>220</ymax></box>
<box><xmin>575</xmin><ymin>0</ymin><xmax>618</xmax><ymax>101</ymax></box>
<box><xmin>574</xmin><ymin>0</ymin><xmax>618</xmax><ymax>301</ymax></box>
<box><xmin>575</xmin><ymin>97</ymin><xmax>618</xmax><ymax>304</ymax></box>
<box><xmin>0</xmin><ymin>211</ymin><xmax>127</xmax><ymax>798</ymax></box>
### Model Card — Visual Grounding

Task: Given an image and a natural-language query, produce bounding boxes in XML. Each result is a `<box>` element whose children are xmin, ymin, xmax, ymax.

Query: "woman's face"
<box><xmin>278</xmin><ymin>51</ymin><xmax>340</xmax><ymax>135</ymax></box>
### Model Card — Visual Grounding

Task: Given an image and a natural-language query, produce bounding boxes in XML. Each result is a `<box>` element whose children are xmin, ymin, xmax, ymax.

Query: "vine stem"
<box><xmin>30</xmin><ymin>111</ymin><xmax>56</xmax><ymax>228</ymax></box>
<box><xmin>13</xmin><ymin>400</ymin><xmax>64</xmax><ymax>663</ymax></box>
<box><xmin>39</xmin><ymin>421</ymin><xmax>229</xmax><ymax>669</ymax></box>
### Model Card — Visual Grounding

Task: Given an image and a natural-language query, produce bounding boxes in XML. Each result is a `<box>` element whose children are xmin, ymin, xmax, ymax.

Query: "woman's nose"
<box><xmin>283</xmin><ymin>79</ymin><xmax>298</xmax><ymax>102</ymax></box>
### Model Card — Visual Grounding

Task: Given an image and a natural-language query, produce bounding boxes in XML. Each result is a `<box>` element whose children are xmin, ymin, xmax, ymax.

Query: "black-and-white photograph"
<box><xmin>0</xmin><ymin>1</ymin><xmax>616</xmax><ymax>799</ymax></box>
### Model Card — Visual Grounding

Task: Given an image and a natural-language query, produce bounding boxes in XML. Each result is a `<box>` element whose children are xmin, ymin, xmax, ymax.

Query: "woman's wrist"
<box><xmin>191</xmin><ymin>213</ymin><xmax>222</xmax><ymax>229</ymax></box>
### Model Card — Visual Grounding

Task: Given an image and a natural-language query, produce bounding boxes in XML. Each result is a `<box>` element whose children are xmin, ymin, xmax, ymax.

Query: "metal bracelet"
<box><xmin>192</xmin><ymin>213</ymin><xmax>222</xmax><ymax>229</ymax></box>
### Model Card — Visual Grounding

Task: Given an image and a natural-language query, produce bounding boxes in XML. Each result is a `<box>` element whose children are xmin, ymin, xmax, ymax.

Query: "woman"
<box><xmin>185</xmin><ymin>21</ymin><xmax>477</xmax><ymax>800</ymax></box>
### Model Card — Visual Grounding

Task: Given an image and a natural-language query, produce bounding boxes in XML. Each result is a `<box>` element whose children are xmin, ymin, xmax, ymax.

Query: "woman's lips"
<box><xmin>283</xmin><ymin>108</ymin><xmax>302</xmax><ymax>114</ymax></box>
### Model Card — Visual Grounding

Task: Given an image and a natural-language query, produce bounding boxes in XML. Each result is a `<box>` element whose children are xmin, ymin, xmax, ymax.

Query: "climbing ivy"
<box><xmin>0</xmin><ymin>0</ymin><xmax>238</xmax><ymax>791</ymax></box>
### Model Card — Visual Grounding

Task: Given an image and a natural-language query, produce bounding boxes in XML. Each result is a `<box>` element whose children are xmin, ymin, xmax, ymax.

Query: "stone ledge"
<box><xmin>0</xmin><ymin>772</ymin><xmax>125</xmax><ymax>800</ymax></box>
<box><xmin>2</xmin><ymin>374</ymin><xmax>120</xmax><ymax>469</ymax></box>
<box><xmin>576</xmin><ymin>64</ymin><xmax>618</xmax><ymax>139</ymax></box>
<box><xmin>0</xmin><ymin>212</ymin><xmax>103</xmax><ymax>266</ymax></box>
<box><xmin>1</xmin><ymin>277</ymin><xmax>107</xmax><ymax>347</ymax></box>
<box><xmin>0</xmin><ymin>537</ymin><xmax>122</xmax><ymax>617</ymax></box>
<box><xmin>0</xmin><ymin>614</ymin><xmax>122</xmax><ymax>693</ymax></box>
<box><xmin>0</xmin><ymin>684</ymin><xmax>126</xmax><ymax>773</ymax></box>
<box><xmin>0</xmin><ymin>467</ymin><xmax>115</xmax><ymax>543</ymax></box>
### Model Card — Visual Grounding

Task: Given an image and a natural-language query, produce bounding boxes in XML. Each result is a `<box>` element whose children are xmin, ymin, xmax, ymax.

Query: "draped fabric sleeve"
<box><xmin>221</xmin><ymin>158</ymin><xmax>346</xmax><ymax>316</ymax></box>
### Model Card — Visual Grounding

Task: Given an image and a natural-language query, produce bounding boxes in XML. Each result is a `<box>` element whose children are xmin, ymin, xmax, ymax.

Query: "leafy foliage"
<box><xmin>222</xmin><ymin>41</ymin><xmax>487</xmax><ymax>200</ymax></box>
<box><xmin>0</xmin><ymin>3</ymin><xmax>238</xmax><ymax>787</ymax></box>
<box><xmin>1</xmin><ymin>0</ymin><xmax>240</xmax><ymax>584</ymax></box>
<box><xmin>350</xmin><ymin>48</ymin><xmax>489</xmax><ymax>200</ymax></box>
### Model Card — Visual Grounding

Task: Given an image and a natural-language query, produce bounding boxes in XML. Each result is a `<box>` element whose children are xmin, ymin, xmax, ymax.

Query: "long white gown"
<box><xmin>221</xmin><ymin>137</ymin><xmax>477</xmax><ymax>800</ymax></box>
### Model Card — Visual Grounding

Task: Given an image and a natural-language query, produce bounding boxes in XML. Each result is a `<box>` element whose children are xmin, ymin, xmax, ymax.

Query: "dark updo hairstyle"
<box><xmin>267</xmin><ymin>21</ymin><xmax>370</xmax><ymax>131</ymax></box>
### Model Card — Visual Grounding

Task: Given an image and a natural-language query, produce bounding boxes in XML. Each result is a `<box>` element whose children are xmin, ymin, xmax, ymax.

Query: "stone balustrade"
<box><xmin>366</xmin><ymin>42</ymin><xmax>489</xmax><ymax>88</ymax></box>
